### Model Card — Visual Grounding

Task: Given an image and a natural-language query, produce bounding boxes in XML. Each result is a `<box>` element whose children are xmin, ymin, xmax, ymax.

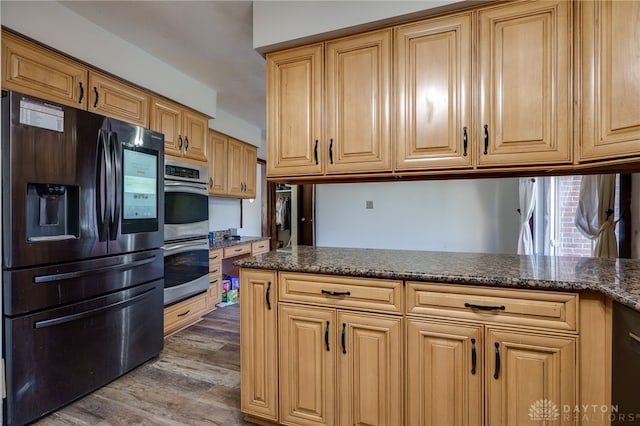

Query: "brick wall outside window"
<box><xmin>553</xmin><ymin>175</ymin><xmax>619</xmax><ymax>257</ymax></box>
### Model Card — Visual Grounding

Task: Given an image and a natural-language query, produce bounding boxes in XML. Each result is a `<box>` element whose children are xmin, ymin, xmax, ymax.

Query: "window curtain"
<box><xmin>574</xmin><ymin>174</ymin><xmax>618</xmax><ymax>258</ymax></box>
<box><xmin>517</xmin><ymin>177</ymin><xmax>536</xmax><ymax>255</ymax></box>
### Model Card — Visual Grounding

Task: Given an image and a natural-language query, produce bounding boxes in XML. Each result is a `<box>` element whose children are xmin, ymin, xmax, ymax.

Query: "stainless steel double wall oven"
<box><xmin>163</xmin><ymin>159</ymin><xmax>210</xmax><ymax>305</ymax></box>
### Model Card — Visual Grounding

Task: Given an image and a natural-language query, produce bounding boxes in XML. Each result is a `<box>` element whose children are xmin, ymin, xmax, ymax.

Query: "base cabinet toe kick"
<box><xmin>240</xmin><ymin>269</ymin><xmax>611</xmax><ymax>426</ymax></box>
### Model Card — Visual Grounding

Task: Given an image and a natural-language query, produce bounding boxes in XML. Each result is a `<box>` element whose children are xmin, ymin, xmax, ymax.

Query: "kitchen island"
<box><xmin>235</xmin><ymin>246</ymin><xmax>628</xmax><ymax>426</ymax></box>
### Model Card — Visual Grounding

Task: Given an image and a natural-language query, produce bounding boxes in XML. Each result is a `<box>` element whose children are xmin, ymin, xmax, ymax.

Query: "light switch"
<box><xmin>366</xmin><ymin>200</ymin><xmax>373</xmax><ymax>209</ymax></box>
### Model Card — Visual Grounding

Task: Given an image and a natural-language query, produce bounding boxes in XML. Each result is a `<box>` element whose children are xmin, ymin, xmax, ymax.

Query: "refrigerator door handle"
<box><xmin>95</xmin><ymin>129</ymin><xmax>110</xmax><ymax>242</ymax></box>
<box><xmin>33</xmin><ymin>255</ymin><xmax>157</xmax><ymax>283</ymax></box>
<box><xmin>33</xmin><ymin>286</ymin><xmax>156</xmax><ymax>329</ymax></box>
<box><xmin>109</xmin><ymin>131</ymin><xmax>122</xmax><ymax>241</ymax></box>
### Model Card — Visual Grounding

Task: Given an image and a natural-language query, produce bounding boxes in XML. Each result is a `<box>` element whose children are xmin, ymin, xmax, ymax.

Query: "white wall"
<box><xmin>253</xmin><ymin>1</ymin><xmax>466</xmax><ymax>51</ymax></box>
<box><xmin>316</xmin><ymin>178</ymin><xmax>520</xmax><ymax>254</ymax></box>
<box><xmin>240</xmin><ymin>164</ymin><xmax>263</xmax><ymax>236</ymax></box>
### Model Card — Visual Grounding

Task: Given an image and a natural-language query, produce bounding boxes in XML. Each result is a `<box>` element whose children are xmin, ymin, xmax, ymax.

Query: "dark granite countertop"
<box><xmin>209</xmin><ymin>236</ymin><xmax>269</xmax><ymax>250</ymax></box>
<box><xmin>234</xmin><ymin>245</ymin><xmax>640</xmax><ymax>312</ymax></box>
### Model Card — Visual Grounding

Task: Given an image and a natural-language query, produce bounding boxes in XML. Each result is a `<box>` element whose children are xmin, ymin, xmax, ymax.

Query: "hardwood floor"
<box><xmin>35</xmin><ymin>304</ymin><xmax>253</xmax><ymax>425</ymax></box>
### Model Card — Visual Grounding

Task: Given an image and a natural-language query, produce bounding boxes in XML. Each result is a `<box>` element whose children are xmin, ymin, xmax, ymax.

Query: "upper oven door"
<box><xmin>164</xmin><ymin>180</ymin><xmax>209</xmax><ymax>241</ymax></box>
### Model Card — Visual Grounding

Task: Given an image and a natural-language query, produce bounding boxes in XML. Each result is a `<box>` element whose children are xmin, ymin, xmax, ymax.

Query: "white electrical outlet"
<box><xmin>366</xmin><ymin>200</ymin><xmax>374</xmax><ymax>209</ymax></box>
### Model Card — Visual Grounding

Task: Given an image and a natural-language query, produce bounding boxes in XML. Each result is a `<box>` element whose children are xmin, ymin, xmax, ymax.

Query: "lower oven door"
<box><xmin>163</xmin><ymin>238</ymin><xmax>210</xmax><ymax>306</ymax></box>
<box><xmin>4</xmin><ymin>279</ymin><xmax>163</xmax><ymax>426</ymax></box>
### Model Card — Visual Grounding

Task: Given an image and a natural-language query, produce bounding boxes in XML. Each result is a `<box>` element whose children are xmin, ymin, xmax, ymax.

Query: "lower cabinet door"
<box><xmin>338</xmin><ymin>311</ymin><xmax>403</xmax><ymax>426</ymax></box>
<box><xmin>279</xmin><ymin>304</ymin><xmax>336</xmax><ymax>426</ymax></box>
<box><xmin>240</xmin><ymin>269</ymin><xmax>278</xmax><ymax>421</ymax></box>
<box><xmin>406</xmin><ymin>319</ymin><xmax>483</xmax><ymax>426</ymax></box>
<box><xmin>486</xmin><ymin>328</ymin><xmax>577</xmax><ymax>426</ymax></box>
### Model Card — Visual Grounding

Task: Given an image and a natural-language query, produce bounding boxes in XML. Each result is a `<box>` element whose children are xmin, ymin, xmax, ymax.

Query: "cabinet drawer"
<box><xmin>251</xmin><ymin>240</ymin><xmax>270</xmax><ymax>255</ymax></box>
<box><xmin>164</xmin><ymin>292</ymin><xmax>207</xmax><ymax>336</ymax></box>
<box><xmin>279</xmin><ymin>272</ymin><xmax>403</xmax><ymax>314</ymax></box>
<box><xmin>224</xmin><ymin>243</ymin><xmax>251</xmax><ymax>258</ymax></box>
<box><xmin>209</xmin><ymin>249</ymin><xmax>223</xmax><ymax>265</ymax></box>
<box><xmin>407</xmin><ymin>282</ymin><xmax>578</xmax><ymax>331</ymax></box>
<box><xmin>209</xmin><ymin>263</ymin><xmax>221</xmax><ymax>276</ymax></box>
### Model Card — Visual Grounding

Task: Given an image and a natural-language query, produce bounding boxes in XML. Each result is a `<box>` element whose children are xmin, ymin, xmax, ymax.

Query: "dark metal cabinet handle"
<box><xmin>93</xmin><ymin>87</ymin><xmax>99</xmax><ymax>108</ymax></box>
<box><xmin>177</xmin><ymin>310</ymin><xmax>190</xmax><ymax>317</ymax></box>
<box><xmin>185</xmin><ymin>136</ymin><xmax>190</xmax><ymax>150</ymax></box>
<box><xmin>321</xmin><ymin>289</ymin><xmax>351</xmax><ymax>297</ymax></box>
<box><xmin>464</xmin><ymin>302</ymin><xmax>505</xmax><ymax>311</ymax></box>
<box><xmin>314</xmin><ymin>140</ymin><xmax>319</xmax><ymax>165</ymax></box>
<box><xmin>463</xmin><ymin>126</ymin><xmax>468</xmax><ymax>157</ymax></box>
<box><xmin>341</xmin><ymin>323</ymin><xmax>347</xmax><ymax>354</ymax></box>
<box><xmin>493</xmin><ymin>342</ymin><xmax>501</xmax><ymax>379</ymax></box>
<box><xmin>325</xmin><ymin>321</ymin><xmax>330</xmax><ymax>351</ymax></box>
<box><xmin>265</xmin><ymin>281</ymin><xmax>272</xmax><ymax>310</ymax></box>
<box><xmin>78</xmin><ymin>82</ymin><xmax>84</xmax><ymax>104</ymax></box>
<box><xmin>471</xmin><ymin>338</ymin><xmax>477</xmax><ymax>375</ymax></box>
<box><xmin>178</xmin><ymin>135</ymin><xmax>183</xmax><ymax>149</ymax></box>
<box><xmin>209</xmin><ymin>177</ymin><xmax>213</xmax><ymax>188</ymax></box>
<box><xmin>329</xmin><ymin>139</ymin><xmax>334</xmax><ymax>164</ymax></box>
<box><xmin>483</xmin><ymin>124</ymin><xmax>489</xmax><ymax>155</ymax></box>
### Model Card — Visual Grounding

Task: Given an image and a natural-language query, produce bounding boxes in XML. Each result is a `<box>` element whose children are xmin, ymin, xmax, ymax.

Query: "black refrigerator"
<box><xmin>1</xmin><ymin>91</ymin><xmax>165</xmax><ymax>425</ymax></box>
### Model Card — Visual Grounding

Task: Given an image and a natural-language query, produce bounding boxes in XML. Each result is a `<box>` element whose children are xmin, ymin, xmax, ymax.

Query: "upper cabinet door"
<box><xmin>2</xmin><ymin>32</ymin><xmax>88</xmax><ymax>109</ymax></box>
<box><xmin>580</xmin><ymin>1</ymin><xmax>640</xmax><ymax>162</ymax></box>
<box><xmin>208</xmin><ymin>131</ymin><xmax>228</xmax><ymax>196</ymax></box>
<box><xmin>227</xmin><ymin>138</ymin><xmax>245</xmax><ymax>197</ymax></box>
<box><xmin>182</xmin><ymin>109</ymin><xmax>208</xmax><ymax>163</ymax></box>
<box><xmin>325</xmin><ymin>30</ymin><xmax>392</xmax><ymax>174</ymax></box>
<box><xmin>267</xmin><ymin>44</ymin><xmax>323</xmax><ymax>177</ymax></box>
<box><xmin>150</xmin><ymin>97</ymin><xmax>182</xmax><ymax>157</ymax></box>
<box><xmin>243</xmin><ymin>143</ymin><xmax>258</xmax><ymax>198</ymax></box>
<box><xmin>477</xmin><ymin>1</ymin><xmax>572</xmax><ymax>167</ymax></box>
<box><xmin>395</xmin><ymin>14</ymin><xmax>472</xmax><ymax>171</ymax></box>
<box><xmin>88</xmin><ymin>71</ymin><xmax>150</xmax><ymax>127</ymax></box>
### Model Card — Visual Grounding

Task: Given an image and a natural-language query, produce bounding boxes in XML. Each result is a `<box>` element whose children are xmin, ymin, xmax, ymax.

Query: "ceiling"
<box><xmin>59</xmin><ymin>1</ymin><xmax>267</xmax><ymax>132</ymax></box>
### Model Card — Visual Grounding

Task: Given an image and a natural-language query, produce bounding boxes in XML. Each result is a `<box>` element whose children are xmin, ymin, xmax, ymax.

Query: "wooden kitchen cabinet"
<box><xmin>278</xmin><ymin>304</ymin><xmax>402</xmax><ymax>426</ymax></box>
<box><xmin>406</xmin><ymin>282</ymin><xmax>578</xmax><ymax>426</ymax></box>
<box><xmin>1</xmin><ymin>31</ymin><xmax>88</xmax><ymax>109</ymax></box>
<box><xmin>486</xmin><ymin>328</ymin><xmax>576</xmax><ymax>426</ymax></box>
<box><xmin>208</xmin><ymin>130</ymin><xmax>228</xmax><ymax>195</ymax></box>
<box><xmin>406</xmin><ymin>319</ymin><xmax>483</xmax><ymax>426</ymax></box>
<box><xmin>89</xmin><ymin>71</ymin><xmax>150</xmax><ymax>127</ymax></box>
<box><xmin>209</xmin><ymin>130</ymin><xmax>257</xmax><ymax>199</ymax></box>
<box><xmin>395</xmin><ymin>13</ymin><xmax>473</xmax><ymax>171</ymax></box>
<box><xmin>205</xmin><ymin>248</ymin><xmax>223</xmax><ymax>312</ymax></box>
<box><xmin>151</xmin><ymin>96</ymin><xmax>208</xmax><ymax>165</ymax></box>
<box><xmin>267</xmin><ymin>29</ymin><xmax>392</xmax><ymax>178</ymax></box>
<box><xmin>579</xmin><ymin>0</ymin><xmax>640</xmax><ymax>162</ymax></box>
<box><xmin>267</xmin><ymin>44</ymin><xmax>323</xmax><ymax>177</ymax></box>
<box><xmin>240</xmin><ymin>269</ymin><xmax>279</xmax><ymax>422</ymax></box>
<box><xmin>163</xmin><ymin>292</ymin><xmax>207</xmax><ymax>337</ymax></box>
<box><xmin>476</xmin><ymin>0</ymin><xmax>572</xmax><ymax>167</ymax></box>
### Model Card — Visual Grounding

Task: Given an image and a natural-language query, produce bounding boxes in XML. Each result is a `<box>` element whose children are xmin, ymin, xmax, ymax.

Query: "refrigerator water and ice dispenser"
<box><xmin>26</xmin><ymin>183</ymin><xmax>79</xmax><ymax>241</ymax></box>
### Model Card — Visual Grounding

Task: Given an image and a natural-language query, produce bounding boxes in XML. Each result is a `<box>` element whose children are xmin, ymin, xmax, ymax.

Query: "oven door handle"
<box><xmin>164</xmin><ymin>181</ymin><xmax>207</xmax><ymax>195</ymax></box>
<box><xmin>163</xmin><ymin>240</ymin><xmax>209</xmax><ymax>255</ymax></box>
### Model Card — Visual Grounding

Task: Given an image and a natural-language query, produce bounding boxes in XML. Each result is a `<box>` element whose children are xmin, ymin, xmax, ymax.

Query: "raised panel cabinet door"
<box><xmin>242</xmin><ymin>143</ymin><xmax>258</xmax><ymax>199</ymax></box>
<box><xmin>486</xmin><ymin>328</ymin><xmax>576</xmax><ymax>426</ymax></box>
<box><xmin>406</xmin><ymin>319</ymin><xmax>483</xmax><ymax>426</ymax></box>
<box><xmin>337</xmin><ymin>312</ymin><xmax>402</xmax><ymax>426</ymax></box>
<box><xmin>326</xmin><ymin>30</ymin><xmax>392</xmax><ymax>174</ymax></box>
<box><xmin>279</xmin><ymin>304</ymin><xmax>336</xmax><ymax>426</ymax></box>
<box><xmin>150</xmin><ymin>97</ymin><xmax>183</xmax><ymax>158</ymax></box>
<box><xmin>2</xmin><ymin>32</ymin><xmax>88</xmax><ymax>109</ymax></box>
<box><xmin>477</xmin><ymin>1</ymin><xmax>572</xmax><ymax>167</ymax></box>
<box><xmin>208</xmin><ymin>131</ymin><xmax>228</xmax><ymax>196</ymax></box>
<box><xmin>227</xmin><ymin>138</ymin><xmax>244</xmax><ymax>197</ymax></box>
<box><xmin>240</xmin><ymin>269</ymin><xmax>278</xmax><ymax>421</ymax></box>
<box><xmin>182</xmin><ymin>109</ymin><xmax>208</xmax><ymax>164</ymax></box>
<box><xmin>88</xmin><ymin>71</ymin><xmax>150</xmax><ymax>127</ymax></box>
<box><xmin>267</xmin><ymin>44</ymin><xmax>324</xmax><ymax>177</ymax></box>
<box><xmin>395</xmin><ymin>13</ymin><xmax>473</xmax><ymax>171</ymax></box>
<box><xmin>580</xmin><ymin>1</ymin><xmax>640</xmax><ymax>161</ymax></box>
